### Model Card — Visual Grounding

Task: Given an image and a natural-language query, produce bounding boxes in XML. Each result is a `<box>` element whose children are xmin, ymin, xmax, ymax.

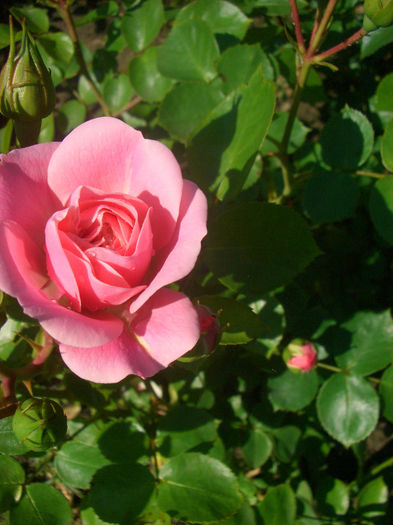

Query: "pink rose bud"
<box><xmin>196</xmin><ymin>304</ymin><xmax>220</xmax><ymax>352</ymax></box>
<box><xmin>286</xmin><ymin>341</ymin><xmax>317</xmax><ymax>372</ymax></box>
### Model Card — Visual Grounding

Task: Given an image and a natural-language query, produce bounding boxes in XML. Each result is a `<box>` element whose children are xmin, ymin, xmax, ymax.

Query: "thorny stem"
<box><xmin>314</xmin><ymin>27</ymin><xmax>366</xmax><ymax>61</ymax></box>
<box><xmin>278</xmin><ymin>0</ymin><xmax>366</xmax><ymax>198</ymax></box>
<box><xmin>57</xmin><ymin>0</ymin><xmax>111</xmax><ymax>116</ymax></box>
<box><xmin>307</xmin><ymin>0</ymin><xmax>339</xmax><ymax>57</ymax></box>
<box><xmin>289</xmin><ymin>0</ymin><xmax>306</xmax><ymax>53</ymax></box>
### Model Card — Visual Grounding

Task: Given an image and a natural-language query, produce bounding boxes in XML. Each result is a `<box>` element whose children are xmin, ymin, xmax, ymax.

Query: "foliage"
<box><xmin>0</xmin><ymin>0</ymin><xmax>393</xmax><ymax>523</ymax></box>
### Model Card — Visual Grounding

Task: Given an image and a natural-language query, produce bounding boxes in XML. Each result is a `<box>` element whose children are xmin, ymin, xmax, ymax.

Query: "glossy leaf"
<box><xmin>315</xmin><ymin>477</ymin><xmax>349</xmax><ymax>516</ymax></box>
<box><xmin>176</xmin><ymin>0</ymin><xmax>250</xmax><ymax>39</ymax></box>
<box><xmin>0</xmin><ymin>455</ymin><xmax>25</xmax><ymax>513</ymax></box>
<box><xmin>242</xmin><ymin>429</ymin><xmax>272</xmax><ymax>468</ymax></box>
<box><xmin>158</xmin><ymin>452</ymin><xmax>242</xmax><ymax>522</ymax></box>
<box><xmin>206</xmin><ymin>202</ymin><xmax>320</xmax><ymax>295</ymax></box>
<box><xmin>0</xmin><ymin>416</ymin><xmax>28</xmax><ymax>455</ymax></box>
<box><xmin>217</xmin><ymin>44</ymin><xmax>265</xmax><ymax>95</ymax></box>
<box><xmin>198</xmin><ymin>295</ymin><xmax>265</xmax><ymax>345</ymax></box>
<box><xmin>381</xmin><ymin>118</ymin><xmax>393</xmax><ymax>172</ymax></box>
<box><xmin>10</xmin><ymin>6</ymin><xmax>49</xmax><ymax>34</ymax></box>
<box><xmin>37</xmin><ymin>33</ymin><xmax>74</xmax><ymax>65</ymax></box>
<box><xmin>317</xmin><ymin>373</ymin><xmax>379</xmax><ymax>447</ymax></box>
<box><xmin>303</xmin><ymin>170</ymin><xmax>360</xmax><ymax>224</ymax></box>
<box><xmin>156</xmin><ymin>405</ymin><xmax>217</xmax><ymax>456</ymax></box>
<box><xmin>90</xmin><ymin>464</ymin><xmax>155</xmax><ymax>523</ymax></box>
<box><xmin>357</xmin><ymin>477</ymin><xmax>389</xmax><ymax>518</ymax></box>
<box><xmin>257</xmin><ymin>484</ymin><xmax>296</xmax><ymax>525</ymax></box>
<box><xmin>380</xmin><ymin>364</ymin><xmax>393</xmax><ymax>422</ymax></box>
<box><xmin>320</xmin><ymin>106</ymin><xmax>374</xmax><ymax>171</ymax></box>
<box><xmin>268</xmin><ymin>369</ymin><xmax>319</xmax><ymax>411</ymax></box>
<box><xmin>10</xmin><ymin>483</ymin><xmax>73</xmax><ymax>525</ymax></box>
<box><xmin>157</xmin><ymin>19</ymin><xmax>219</xmax><ymax>82</ymax></box>
<box><xmin>376</xmin><ymin>73</ymin><xmax>393</xmax><ymax>112</ymax></box>
<box><xmin>129</xmin><ymin>47</ymin><xmax>173</xmax><ymax>103</ymax></box>
<box><xmin>56</xmin><ymin>99</ymin><xmax>86</xmax><ymax>137</ymax></box>
<box><xmin>121</xmin><ymin>0</ymin><xmax>164</xmax><ymax>52</ymax></box>
<box><xmin>333</xmin><ymin>310</ymin><xmax>393</xmax><ymax>375</ymax></box>
<box><xmin>159</xmin><ymin>82</ymin><xmax>223</xmax><ymax>142</ymax></box>
<box><xmin>103</xmin><ymin>74</ymin><xmax>133</xmax><ymax>113</ymax></box>
<box><xmin>369</xmin><ymin>176</ymin><xmax>393</xmax><ymax>244</ymax></box>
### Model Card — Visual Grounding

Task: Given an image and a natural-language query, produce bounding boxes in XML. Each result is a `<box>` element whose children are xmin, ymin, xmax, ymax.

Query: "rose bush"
<box><xmin>0</xmin><ymin>117</ymin><xmax>207</xmax><ymax>382</ymax></box>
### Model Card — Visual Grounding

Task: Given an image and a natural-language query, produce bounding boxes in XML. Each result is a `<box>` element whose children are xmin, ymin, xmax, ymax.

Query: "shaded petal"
<box><xmin>47</xmin><ymin>117</ymin><xmax>143</xmax><ymax>204</ymax></box>
<box><xmin>130</xmin><ymin>138</ymin><xmax>183</xmax><ymax>250</ymax></box>
<box><xmin>60</xmin><ymin>288</ymin><xmax>199</xmax><ymax>383</ymax></box>
<box><xmin>0</xmin><ymin>142</ymin><xmax>60</xmax><ymax>245</ymax></box>
<box><xmin>130</xmin><ymin>180</ymin><xmax>207</xmax><ymax>314</ymax></box>
<box><xmin>0</xmin><ymin>221</ymin><xmax>123</xmax><ymax>347</ymax></box>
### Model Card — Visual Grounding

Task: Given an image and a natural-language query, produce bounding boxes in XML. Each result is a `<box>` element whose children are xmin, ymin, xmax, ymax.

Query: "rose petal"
<box><xmin>0</xmin><ymin>220</ymin><xmax>123</xmax><ymax>347</ymax></box>
<box><xmin>0</xmin><ymin>143</ymin><xmax>60</xmax><ymax>244</ymax></box>
<box><xmin>47</xmin><ymin>117</ymin><xmax>143</xmax><ymax>204</ymax></box>
<box><xmin>130</xmin><ymin>180</ymin><xmax>207</xmax><ymax>314</ymax></box>
<box><xmin>130</xmin><ymin>138</ymin><xmax>183</xmax><ymax>250</ymax></box>
<box><xmin>60</xmin><ymin>288</ymin><xmax>199</xmax><ymax>382</ymax></box>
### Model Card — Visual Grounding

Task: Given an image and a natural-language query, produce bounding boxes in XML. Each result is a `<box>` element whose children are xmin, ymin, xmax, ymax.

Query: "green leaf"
<box><xmin>221</xmin><ymin>503</ymin><xmax>257</xmax><ymax>524</ymax></box>
<box><xmin>320</xmin><ymin>106</ymin><xmax>374</xmax><ymax>171</ymax></box>
<box><xmin>156</xmin><ymin>406</ymin><xmax>217</xmax><ymax>456</ymax></box>
<box><xmin>103</xmin><ymin>74</ymin><xmax>133</xmax><ymax>113</ymax></box>
<box><xmin>357</xmin><ymin>477</ymin><xmax>389</xmax><ymax>518</ymax></box>
<box><xmin>317</xmin><ymin>373</ymin><xmax>379</xmax><ymax>447</ymax></box>
<box><xmin>129</xmin><ymin>47</ymin><xmax>173</xmax><ymax>103</ymax></box>
<box><xmin>159</xmin><ymin>82</ymin><xmax>224</xmax><ymax>142</ymax></box>
<box><xmin>55</xmin><ymin>421</ymin><xmax>111</xmax><ymax>489</ymax></box>
<box><xmin>56</xmin><ymin>99</ymin><xmax>86</xmax><ymax>137</ymax></box>
<box><xmin>0</xmin><ymin>24</ymin><xmax>13</xmax><ymax>49</ymax></box>
<box><xmin>380</xmin><ymin>364</ymin><xmax>393</xmax><ymax>422</ymax></box>
<box><xmin>176</xmin><ymin>0</ymin><xmax>250</xmax><ymax>39</ymax></box>
<box><xmin>90</xmin><ymin>464</ymin><xmax>155</xmax><ymax>523</ymax></box>
<box><xmin>0</xmin><ymin>416</ymin><xmax>28</xmax><ymax>455</ymax></box>
<box><xmin>268</xmin><ymin>369</ymin><xmax>319</xmax><ymax>411</ymax></box>
<box><xmin>0</xmin><ymin>456</ymin><xmax>25</xmax><ymax>513</ymax></box>
<box><xmin>0</xmin><ymin>119</ymin><xmax>13</xmax><ymax>153</ymax></box>
<box><xmin>80</xmin><ymin>496</ymin><xmax>112</xmax><ymax>525</ymax></box>
<box><xmin>257</xmin><ymin>484</ymin><xmax>296</xmax><ymax>525</ymax></box>
<box><xmin>10</xmin><ymin>6</ymin><xmax>49</xmax><ymax>34</ymax></box>
<box><xmin>333</xmin><ymin>310</ymin><xmax>393</xmax><ymax>375</ymax></box>
<box><xmin>272</xmin><ymin>426</ymin><xmax>301</xmax><ymax>463</ymax></box>
<box><xmin>121</xmin><ymin>0</ymin><xmax>164</xmax><ymax>52</ymax></box>
<box><xmin>376</xmin><ymin>73</ymin><xmax>393</xmax><ymax>112</ymax></box>
<box><xmin>105</xmin><ymin>19</ymin><xmax>126</xmax><ymax>53</ymax></box>
<box><xmin>76</xmin><ymin>1</ymin><xmax>119</xmax><ymax>26</ymax></box>
<box><xmin>303</xmin><ymin>170</ymin><xmax>360</xmax><ymax>224</ymax></box>
<box><xmin>10</xmin><ymin>483</ymin><xmax>73</xmax><ymax>525</ymax></box>
<box><xmin>217</xmin><ymin>44</ymin><xmax>265</xmax><ymax>95</ymax></box>
<box><xmin>361</xmin><ymin>25</ymin><xmax>393</xmax><ymax>59</ymax></box>
<box><xmin>157</xmin><ymin>19</ymin><xmax>219</xmax><ymax>82</ymax></box>
<box><xmin>189</xmin><ymin>69</ymin><xmax>275</xmax><ymax>199</ymax></box>
<box><xmin>158</xmin><ymin>452</ymin><xmax>242</xmax><ymax>523</ymax></box>
<box><xmin>315</xmin><ymin>477</ymin><xmax>349</xmax><ymax>516</ymax></box>
<box><xmin>261</xmin><ymin>112</ymin><xmax>310</xmax><ymax>155</ymax></box>
<box><xmin>198</xmin><ymin>295</ymin><xmax>265</xmax><ymax>345</ymax></box>
<box><xmin>242</xmin><ymin>429</ymin><xmax>272</xmax><ymax>468</ymax></box>
<box><xmin>37</xmin><ymin>33</ymin><xmax>74</xmax><ymax>65</ymax></box>
<box><xmin>381</xmin><ymin>118</ymin><xmax>393</xmax><ymax>172</ymax></box>
<box><xmin>39</xmin><ymin>113</ymin><xmax>55</xmax><ymax>143</ymax></box>
<box><xmin>369</xmin><ymin>176</ymin><xmax>393</xmax><ymax>244</ymax></box>
<box><xmin>78</xmin><ymin>73</ymin><xmax>101</xmax><ymax>105</ymax></box>
<box><xmin>97</xmin><ymin>420</ymin><xmax>148</xmax><ymax>463</ymax></box>
<box><xmin>206</xmin><ymin>202</ymin><xmax>320</xmax><ymax>295</ymax></box>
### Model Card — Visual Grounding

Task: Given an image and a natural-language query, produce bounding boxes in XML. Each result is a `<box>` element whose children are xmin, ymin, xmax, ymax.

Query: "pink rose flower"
<box><xmin>0</xmin><ymin>117</ymin><xmax>207</xmax><ymax>383</ymax></box>
<box><xmin>287</xmin><ymin>342</ymin><xmax>317</xmax><ymax>372</ymax></box>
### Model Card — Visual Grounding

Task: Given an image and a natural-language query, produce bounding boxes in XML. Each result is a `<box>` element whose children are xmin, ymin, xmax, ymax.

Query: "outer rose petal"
<box><xmin>47</xmin><ymin>117</ymin><xmax>143</xmax><ymax>203</ymax></box>
<box><xmin>130</xmin><ymin>180</ymin><xmax>207</xmax><ymax>314</ymax></box>
<box><xmin>131</xmin><ymin>138</ymin><xmax>183</xmax><ymax>250</ymax></box>
<box><xmin>0</xmin><ymin>143</ymin><xmax>60</xmax><ymax>244</ymax></box>
<box><xmin>0</xmin><ymin>221</ymin><xmax>123</xmax><ymax>347</ymax></box>
<box><xmin>60</xmin><ymin>288</ymin><xmax>200</xmax><ymax>383</ymax></box>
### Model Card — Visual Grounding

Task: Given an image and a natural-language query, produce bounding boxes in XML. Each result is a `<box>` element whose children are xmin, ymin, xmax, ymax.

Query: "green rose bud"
<box><xmin>12</xmin><ymin>398</ymin><xmax>67</xmax><ymax>452</ymax></box>
<box><xmin>364</xmin><ymin>0</ymin><xmax>393</xmax><ymax>31</ymax></box>
<box><xmin>0</xmin><ymin>21</ymin><xmax>55</xmax><ymax>122</ymax></box>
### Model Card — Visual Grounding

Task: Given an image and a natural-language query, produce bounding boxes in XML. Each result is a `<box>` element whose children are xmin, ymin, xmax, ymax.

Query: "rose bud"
<box><xmin>12</xmin><ymin>397</ymin><xmax>67</xmax><ymax>451</ymax></box>
<box><xmin>363</xmin><ymin>0</ymin><xmax>393</xmax><ymax>31</ymax></box>
<box><xmin>196</xmin><ymin>304</ymin><xmax>220</xmax><ymax>352</ymax></box>
<box><xmin>284</xmin><ymin>340</ymin><xmax>317</xmax><ymax>373</ymax></box>
<box><xmin>0</xmin><ymin>19</ymin><xmax>55</xmax><ymax>145</ymax></box>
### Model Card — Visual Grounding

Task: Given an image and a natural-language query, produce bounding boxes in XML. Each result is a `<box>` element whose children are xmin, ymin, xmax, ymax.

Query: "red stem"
<box><xmin>289</xmin><ymin>0</ymin><xmax>306</xmax><ymax>53</ymax></box>
<box><xmin>309</xmin><ymin>7</ymin><xmax>321</xmax><ymax>46</ymax></box>
<box><xmin>314</xmin><ymin>27</ymin><xmax>366</xmax><ymax>61</ymax></box>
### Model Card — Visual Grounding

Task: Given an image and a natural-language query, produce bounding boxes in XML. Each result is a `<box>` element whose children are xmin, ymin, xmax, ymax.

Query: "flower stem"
<box><xmin>307</xmin><ymin>0</ymin><xmax>339</xmax><ymax>57</ymax></box>
<box><xmin>57</xmin><ymin>0</ymin><xmax>110</xmax><ymax>116</ymax></box>
<box><xmin>314</xmin><ymin>27</ymin><xmax>366</xmax><ymax>61</ymax></box>
<box><xmin>290</xmin><ymin>0</ymin><xmax>306</xmax><ymax>53</ymax></box>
